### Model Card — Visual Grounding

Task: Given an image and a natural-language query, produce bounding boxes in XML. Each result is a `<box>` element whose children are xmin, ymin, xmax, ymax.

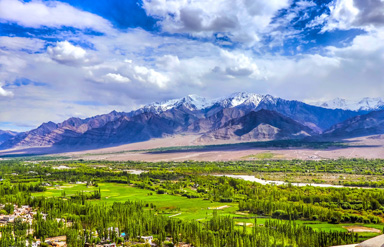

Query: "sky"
<box><xmin>0</xmin><ymin>0</ymin><xmax>383</xmax><ymax>131</ymax></box>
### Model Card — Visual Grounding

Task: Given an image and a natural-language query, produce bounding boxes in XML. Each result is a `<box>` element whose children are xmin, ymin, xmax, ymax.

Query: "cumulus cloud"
<box><xmin>352</xmin><ymin>0</ymin><xmax>384</xmax><ymax>27</ymax></box>
<box><xmin>212</xmin><ymin>50</ymin><xmax>261</xmax><ymax>79</ymax></box>
<box><xmin>313</xmin><ymin>0</ymin><xmax>384</xmax><ymax>32</ymax></box>
<box><xmin>142</xmin><ymin>0</ymin><xmax>290</xmax><ymax>46</ymax></box>
<box><xmin>323</xmin><ymin>0</ymin><xmax>360</xmax><ymax>32</ymax></box>
<box><xmin>83</xmin><ymin>56</ymin><xmax>171</xmax><ymax>89</ymax></box>
<box><xmin>0</xmin><ymin>0</ymin><xmax>112</xmax><ymax>33</ymax></box>
<box><xmin>133</xmin><ymin>66</ymin><xmax>169</xmax><ymax>88</ymax></box>
<box><xmin>47</xmin><ymin>41</ymin><xmax>90</xmax><ymax>65</ymax></box>
<box><xmin>327</xmin><ymin>30</ymin><xmax>384</xmax><ymax>54</ymax></box>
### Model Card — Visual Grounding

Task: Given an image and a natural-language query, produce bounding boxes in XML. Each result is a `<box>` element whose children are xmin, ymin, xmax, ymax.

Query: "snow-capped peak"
<box><xmin>317</xmin><ymin>97</ymin><xmax>348</xmax><ymax>109</ymax></box>
<box><xmin>314</xmin><ymin>97</ymin><xmax>384</xmax><ymax>111</ymax></box>
<box><xmin>216</xmin><ymin>92</ymin><xmax>265</xmax><ymax>108</ymax></box>
<box><xmin>139</xmin><ymin>92</ymin><xmax>278</xmax><ymax>114</ymax></box>
<box><xmin>182</xmin><ymin>94</ymin><xmax>214</xmax><ymax>109</ymax></box>
<box><xmin>143</xmin><ymin>94</ymin><xmax>215</xmax><ymax>113</ymax></box>
<box><xmin>357</xmin><ymin>97</ymin><xmax>384</xmax><ymax>111</ymax></box>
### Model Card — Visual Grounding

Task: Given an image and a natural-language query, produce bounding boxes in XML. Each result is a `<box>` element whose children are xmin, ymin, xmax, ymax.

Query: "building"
<box><xmin>141</xmin><ymin>236</ymin><xmax>154</xmax><ymax>245</ymax></box>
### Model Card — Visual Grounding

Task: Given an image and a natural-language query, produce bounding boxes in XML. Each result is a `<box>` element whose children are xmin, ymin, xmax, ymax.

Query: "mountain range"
<box><xmin>1</xmin><ymin>93</ymin><xmax>383</xmax><ymax>150</ymax></box>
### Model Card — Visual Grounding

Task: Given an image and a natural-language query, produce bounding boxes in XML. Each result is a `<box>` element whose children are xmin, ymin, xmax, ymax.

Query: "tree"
<box><xmin>4</xmin><ymin>203</ymin><xmax>14</xmax><ymax>214</ymax></box>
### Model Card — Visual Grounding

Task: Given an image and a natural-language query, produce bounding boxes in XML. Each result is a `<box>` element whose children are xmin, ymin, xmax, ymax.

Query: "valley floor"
<box><xmin>64</xmin><ymin>135</ymin><xmax>384</xmax><ymax>162</ymax></box>
<box><xmin>1</xmin><ymin>134</ymin><xmax>383</xmax><ymax>162</ymax></box>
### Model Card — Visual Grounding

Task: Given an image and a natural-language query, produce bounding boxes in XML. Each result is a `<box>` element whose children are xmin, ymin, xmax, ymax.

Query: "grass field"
<box><xmin>33</xmin><ymin>182</ymin><xmax>384</xmax><ymax>239</ymax></box>
<box><xmin>34</xmin><ymin>183</ymin><xmax>238</xmax><ymax>220</ymax></box>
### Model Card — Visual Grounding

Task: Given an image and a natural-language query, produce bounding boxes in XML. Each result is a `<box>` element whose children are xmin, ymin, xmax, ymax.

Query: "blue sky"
<box><xmin>0</xmin><ymin>0</ymin><xmax>383</xmax><ymax>131</ymax></box>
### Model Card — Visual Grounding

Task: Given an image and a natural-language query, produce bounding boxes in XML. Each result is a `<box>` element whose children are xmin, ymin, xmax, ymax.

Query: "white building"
<box><xmin>141</xmin><ymin>236</ymin><xmax>153</xmax><ymax>245</ymax></box>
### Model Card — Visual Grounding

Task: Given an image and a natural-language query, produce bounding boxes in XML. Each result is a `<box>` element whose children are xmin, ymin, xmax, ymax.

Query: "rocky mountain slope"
<box><xmin>56</xmin><ymin>112</ymin><xmax>182</xmax><ymax>147</ymax></box>
<box><xmin>324</xmin><ymin>110</ymin><xmax>384</xmax><ymax>138</ymax></box>
<box><xmin>0</xmin><ymin>130</ymin><xmax>18</xmax><ymax>145</ymax></box>
<box><xmin>200</xmin><ymin>109</ymin><xmax>314</xmax><ymax>142</ymax></box>
<box><xmin>0</xmin><ymin>111</ymin><xmax>125</xmax><ymax>149</ymax></box>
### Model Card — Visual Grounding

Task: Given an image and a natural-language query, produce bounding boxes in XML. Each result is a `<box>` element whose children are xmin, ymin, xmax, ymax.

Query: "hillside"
<box><xmin>324</xmin><ymin>110</ymin><xmax>384</xmax><ymax>138</ymax></box>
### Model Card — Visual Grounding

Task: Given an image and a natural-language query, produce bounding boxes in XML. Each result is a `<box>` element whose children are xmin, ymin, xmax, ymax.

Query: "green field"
<box><xmin>34</xmin><ymin>183</ymin><xmax>238</xmax><ymax>220</ymax></box>
<box><xmin>33</xmin><ymin>182</ymin><xmax>384</xmax><ymax>239</ymax></box>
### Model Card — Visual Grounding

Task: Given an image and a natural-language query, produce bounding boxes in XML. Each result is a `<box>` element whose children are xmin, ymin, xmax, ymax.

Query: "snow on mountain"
<box><xmin>145</xmin><ymin>93</ymin><xmax>384</xmax><ymax>113</ymax></box>
<box><xmin>142</xmin><ymin>94</ymin><xmax>215</xmax><ymax>113</ymax></box>
<box><xmin>314</xmin><ymin>97</ymin><xmax>384</xmax><ymax>111</ymax></box>
<box><xmin>316</xmin><ymin>98</ymin><xmax>348</xmax><ymax>110</ymax></box>
<box><xmin>216</xmin><ymin>92</ymin><xmax>265</xmax><ymax>108</ymax></box>
<box><xmin>356</xmin><ymin>98</ymin><xmax>384</xmax><ymax>111</ymax></box>
<box><xmin>141</xmin><ymin>92</ymin><xmax>271</xmax><ymax>114</ymax></box>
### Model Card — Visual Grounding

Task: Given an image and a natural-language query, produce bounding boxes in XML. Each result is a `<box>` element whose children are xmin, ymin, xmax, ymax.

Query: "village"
<box><xmin>0</xmin><ymin>204</ymin><xmax>67</xmax><ymax>246</ymax></box>
<box><xmin>0</xmin><ymin>204</ymin><xmax>176</xmax><ymax>247</ymax></box>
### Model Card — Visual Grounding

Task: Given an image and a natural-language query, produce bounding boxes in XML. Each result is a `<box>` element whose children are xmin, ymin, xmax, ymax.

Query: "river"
<box><xmin>214</xmin><ymin>174</ymin><xmax>357</xmax><ymax>188</ymax></box>
<box><xmin>126</xmin><ymin>169</ymin><xmax>373</xmax><ymax>189</ymax></box>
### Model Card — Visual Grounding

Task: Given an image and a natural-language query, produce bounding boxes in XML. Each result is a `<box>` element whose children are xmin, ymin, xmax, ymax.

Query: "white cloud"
<box><xmin>105</xmin><ymin>73</ymin><xmax>131</xmax><ymax>83</ymax></box>
<box><xmin>83</xmin><ymin>54</ymin><xmax>172</xmax><ymax>89</ymax></box>
<box><xmin>307</xmin><ymin>13</ymin><xmax>328</xmax><ymax>28</ymax></box>
<box><xmin>327</xmin><ymin>30</ymin><xmax>384</xmax><ymax>54</ymax></box>
<box><xmin>315</xmin><ymin>0</ymin><xmax>384</xmax><ymax>32</ymax></box>
<box><xmin>296</xmin><ymin>1</ymin><xmax>316</xmax><ymax>8</ymax></box>
<box><xmin>0</xmin><ymin>0</ymin><xmax>112</xmax><ymax>33</ymax></box>
<box><xmin>0</xmin><ymin>49</ymin><xmax>28</xmax><ymax>76</ymax></box>
<box><xmin>216</xmin><ymin>50</ymin><xmax>261</xmax><ymax>79</ymax></box>
<box><xmin>0</xmin><ymin>36</ymin><xmax>46</xmax><ymax>51</ymax></box>
<box><xmin>322</xmin><ymin>0</ymin><xmax>359</xmax><ymax>32</ymax></box>
<box><xmin>0</xmin><ymin>84</ymin><xmax>13</xmax><ymax>97</ymax></box>
<box><xmin>157</xmin><ymin>55</ymin><xmax>180</xmax><ymax>69</ymax></box>
<box><xmin>133</xmin><ymin>66</ymin><xmax>170</xmax><ymax>88</ymax></box>
<box><xmin>142</xmin><ymin>0</ymin><xmax>291</xmax><ymax>46</ymax></box>
<box><xmin>47</xmin><ymin>41</ymin><xmax>90</xmax><ymax>65</ymax></box>
<box><xmin>254</xmin><ymin>31</ymin><xmax>384</xmax><ymax>101</ymax></box>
